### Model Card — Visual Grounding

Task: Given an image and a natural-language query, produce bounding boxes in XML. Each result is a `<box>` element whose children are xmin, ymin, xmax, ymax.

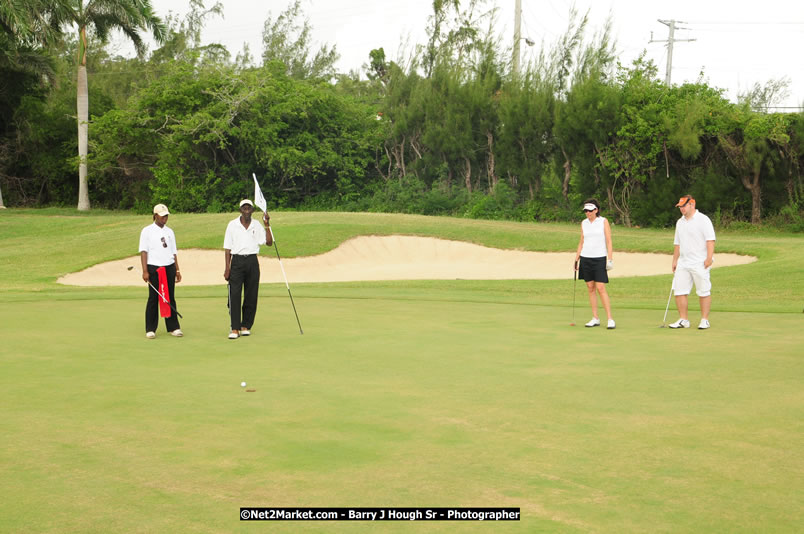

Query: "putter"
<box><xmin>148</xmin><ymin>281</ymin><xmax>183</xmax><ymax>319</ymax></box>
<box><xmin>570</xmin><ymin>260</ymin><xmax>578</xmax><ymax>326</ymax></box>
<box><xmin>268</xmin><ymin>225</ymin><xmax>304</xmax><ymax>335</ymax></box>
<box><xmin>659</xmin><ymin>283</ymin><xmax>673</xmax><ymax>328</ymax></box>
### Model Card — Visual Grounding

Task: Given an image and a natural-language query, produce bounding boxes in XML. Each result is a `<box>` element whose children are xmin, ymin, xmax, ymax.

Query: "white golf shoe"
<box><xmin>228</xmin><ymin>331</ymin><xmax>239</xmax><ymax>339</ymax></box>
<box><xmin>145</xmin><ymin>331</ymin><xmax>156</xmax><ymax>339</ymax></box>
<box><xmin>669</xmin><ymin>319</ymin><xmax>691</xmax><ymax>329</ymax></box>
<box><xmin>171</xmin><ymin>329</ymin><xmax>183</xmax><ymax>337</ymax></box>
<box><xmin>585</xmin><ymin>318</ymin><xmax>601</xmax><ymax>327</ymax></box>
<box><xmin>240</xmin><ymin>328</ymin><xmax>251</xmax><ymax>336</ymax></box>
<box><xmin>607</xmin><ymin>319</ymin><xmax>616</xmax><ymax>329</ymax></box>
<box><xmin>698</xmin><ymin>319</ymin><xmax>710</xmax><ymax>330</ymax></box>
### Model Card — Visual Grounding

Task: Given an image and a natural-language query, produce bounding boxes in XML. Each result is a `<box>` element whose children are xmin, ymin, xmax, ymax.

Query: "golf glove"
<box><xmin>606</xmin><ymin>259</ymin><xmax>613</xmax><ymax>271</ymax></box>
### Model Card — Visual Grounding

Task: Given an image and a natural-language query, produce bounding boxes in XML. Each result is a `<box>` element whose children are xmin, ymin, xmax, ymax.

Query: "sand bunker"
<box><xmin>57</xmin><ymin>235</ymin><xmax>756</xmax><ymax>286</ymax></box>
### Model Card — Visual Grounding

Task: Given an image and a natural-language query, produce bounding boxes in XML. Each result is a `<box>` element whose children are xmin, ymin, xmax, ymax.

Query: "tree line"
<box><xmin>1</xmin><ymin>0</ymin><xmax>802</xmax><ymax>229</ymax></box>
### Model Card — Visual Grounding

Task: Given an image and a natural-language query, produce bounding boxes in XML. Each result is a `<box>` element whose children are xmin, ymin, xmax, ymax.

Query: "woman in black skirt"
<box><xmin>573</xmin><ymin>199</ymin><xmax>615</xmax><ymax>329</ymax></box>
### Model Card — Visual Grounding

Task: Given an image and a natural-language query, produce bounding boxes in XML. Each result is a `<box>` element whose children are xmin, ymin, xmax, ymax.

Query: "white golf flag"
<box><xmin>252</xmin><ymin>173</ymin><xmax>267</xmax><ymax>213</ymax></box>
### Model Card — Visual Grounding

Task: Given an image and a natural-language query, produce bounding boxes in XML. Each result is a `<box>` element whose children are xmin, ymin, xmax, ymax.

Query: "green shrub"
<box><xmin>764</xmin><ymin>203</ymin><xmax>804</xmax><ymax>232</ymax></box>
<box><xmin>463</xmin><ymin>182</ymin><xmax>518</xmax><ymax>220</ymax></box>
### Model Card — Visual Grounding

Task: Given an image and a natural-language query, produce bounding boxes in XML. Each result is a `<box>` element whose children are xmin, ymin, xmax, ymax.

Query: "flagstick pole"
<box><xmin>254</xmin><ymin>172</ymin><xmax>303</xmax><ymax>335</ymax></box>
<box><xmin>268</xmin><ymin>225</ymin><xmax>303</xmax><ymax>335</ymax></box>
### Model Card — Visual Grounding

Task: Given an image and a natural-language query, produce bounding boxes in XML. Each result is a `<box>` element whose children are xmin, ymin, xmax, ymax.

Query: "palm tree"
<box><xmin>65</xmin><ymin>0</ymin><xmax>165</xmax><ymax>210</ymax></box>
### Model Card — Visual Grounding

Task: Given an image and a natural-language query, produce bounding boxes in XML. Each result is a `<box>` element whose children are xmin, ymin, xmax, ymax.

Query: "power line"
<box><xmin>685</xmin><ymin>21</ymin><xmax>804</xmax><ymax>25</ymax></box>
<box><xmin>544</xmin><ymin>0</ymin><xmax>567</xmax><ymax>20</ymax></box>
<box><xmin>690</xmin><ymin>28</ymin><xmax>803</xmax><ymax>33</ymax></box>
<box><xmin>521</xmin><ymin>1</ymin><xmax>559</xmax><ymax>40</ymax></box>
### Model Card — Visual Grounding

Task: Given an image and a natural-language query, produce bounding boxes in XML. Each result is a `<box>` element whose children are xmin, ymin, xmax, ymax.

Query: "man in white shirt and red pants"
<box><xmin>670</xmin><ymin>195</ymin><xmax>716</xmax><ymax>330</ymax></box>
<box><xmin>139</xmin><ymin>204</ymin><xmax>183</xmax><ymax>339</ymax></box>
<box><xmin>223</xmin><ymin>199</ymin><xmax>272</xmax><ymax>339</ymax></box>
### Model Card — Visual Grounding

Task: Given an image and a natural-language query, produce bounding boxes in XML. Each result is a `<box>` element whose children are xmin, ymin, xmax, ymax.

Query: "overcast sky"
<box><xmin>113</xmin><ymin>0</ymin><xmax>803</xmax><ymax>109</ymax></box>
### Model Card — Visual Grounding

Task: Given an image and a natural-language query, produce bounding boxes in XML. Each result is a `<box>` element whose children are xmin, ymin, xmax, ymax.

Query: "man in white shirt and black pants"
<box><xmin>139</xmin><ymin>204</ymin><xmax>182</xmax><ymax>339</ymax></box>
<box><xmin>670</xmin><ymin>195</ymin><xmax>716</xmax><ymax>330</ymax></box>
<box><xmin>223</xmin><ymin>199</ymin><xmax>272</xmax><ymax>339</ymax></box>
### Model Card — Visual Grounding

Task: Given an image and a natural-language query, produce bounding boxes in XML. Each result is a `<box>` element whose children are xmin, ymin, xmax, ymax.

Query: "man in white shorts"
<box><xmin>670</xmin><ymin>195</ymin><xmax>715</xmax><ymax>330</ymax></box>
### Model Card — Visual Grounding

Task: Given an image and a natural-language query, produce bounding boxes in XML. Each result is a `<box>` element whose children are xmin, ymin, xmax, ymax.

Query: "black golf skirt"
<box><xmin>579</xmin><ymin>256</ymin><xmax>609</xmax><ymax>283</ymax></box>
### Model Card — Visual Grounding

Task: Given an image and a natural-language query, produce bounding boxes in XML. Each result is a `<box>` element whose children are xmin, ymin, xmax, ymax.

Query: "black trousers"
<box><xmin>229</xmin><ymin>254</ymin><xmax>260</xmax><ymax>330</ymax></box>
<box><xmin>145</xmin><ymin>263</ymin><xmax>180</xmax><ymax>333</ymax></box>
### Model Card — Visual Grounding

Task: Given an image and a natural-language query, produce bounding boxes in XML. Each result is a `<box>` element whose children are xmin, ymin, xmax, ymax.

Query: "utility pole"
<box><xmin>513</xmin><ymin>0</ymin><xmax>522</xmax><ymax>76</ymax></box>
<box><xmin>649</xmin><ymin>19</ymin><xmax>696</xmax><ymax>86</ymax></box>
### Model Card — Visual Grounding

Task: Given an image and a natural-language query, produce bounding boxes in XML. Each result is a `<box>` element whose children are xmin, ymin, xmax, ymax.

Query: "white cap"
<box><xmin>239</xmin><ymin>199</ymin><xmax>254</xmax><ymax>207</ymax></box>
<box><xmin>153</xmin><ymin>204</ymin><xmax>170</xmax><ymax>216</ymax></box>
<box><xmin>582</xmin><ymin>203</ymin><xmax>596</xmax><ymax>211</ymax></box>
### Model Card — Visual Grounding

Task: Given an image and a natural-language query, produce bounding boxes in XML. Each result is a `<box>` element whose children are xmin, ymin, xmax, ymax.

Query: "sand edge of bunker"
<box><xmin>57</xmin><ymin>235</ymin><xmax>757</xmax><ymax>286</ymax></box>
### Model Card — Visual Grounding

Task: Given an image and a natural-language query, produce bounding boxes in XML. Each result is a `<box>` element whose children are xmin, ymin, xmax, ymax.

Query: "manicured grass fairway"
<box><xmin>1</xmin><ymin>209</ymin><xmax>802</xmax><ymax>532</ymax></box>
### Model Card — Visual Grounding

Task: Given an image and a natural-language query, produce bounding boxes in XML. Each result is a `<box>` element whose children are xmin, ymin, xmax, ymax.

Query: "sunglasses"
<box><xmin>583</xmin><ymin>209</ymin><xmax>595</xmax><ymax>212</ymax></box>
<box><xmin>161</xmin><ymin>237</ymin><xmax>167</xmax><ymax>248</ymax></box>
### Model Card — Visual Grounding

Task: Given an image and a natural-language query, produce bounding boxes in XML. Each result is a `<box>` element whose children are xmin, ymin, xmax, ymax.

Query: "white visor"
<box><xmin>583</xmin><ymin>203</ymin><xmax>596</xmax><ymax>211</ymax></box>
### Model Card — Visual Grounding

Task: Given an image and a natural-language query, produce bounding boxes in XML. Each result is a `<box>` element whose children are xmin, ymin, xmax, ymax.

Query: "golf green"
<box><xmin>1</xmin><ymin>210</ymin><xmax>802</xmax><ymax>532</ymax></box>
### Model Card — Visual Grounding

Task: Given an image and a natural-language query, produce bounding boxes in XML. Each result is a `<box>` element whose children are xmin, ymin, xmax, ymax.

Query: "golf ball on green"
<box><xmin>241</xmin><ymin>382</ymin><xmax>246</xmax><ymax>387</ymax></box>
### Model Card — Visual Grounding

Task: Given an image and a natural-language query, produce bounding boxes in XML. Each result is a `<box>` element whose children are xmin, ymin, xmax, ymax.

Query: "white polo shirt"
<box><xmin>139</xmin><ymin>223</ymin><xmax>177</xmax><ymax>266</ymax></box>
<box><xmin>674</xmin><ymin>210</ymin><xmax>716</xmax><ymax>268</ymax></box>
<box><xmin>223</xmin><ymin>217</ymin><xmax>267</xmax><ymax>255</ymax></box>
<box><xmin>581</xmin><ymin>216</ymin><xmax>608</xmax><ymax>258</ymax></box>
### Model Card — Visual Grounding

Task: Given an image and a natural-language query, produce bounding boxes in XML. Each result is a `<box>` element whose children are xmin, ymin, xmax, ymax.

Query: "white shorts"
<box><xmin>673</xmin><ymin>264</ymin><xmax>712</xmax><ymax>297</ymax></box>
